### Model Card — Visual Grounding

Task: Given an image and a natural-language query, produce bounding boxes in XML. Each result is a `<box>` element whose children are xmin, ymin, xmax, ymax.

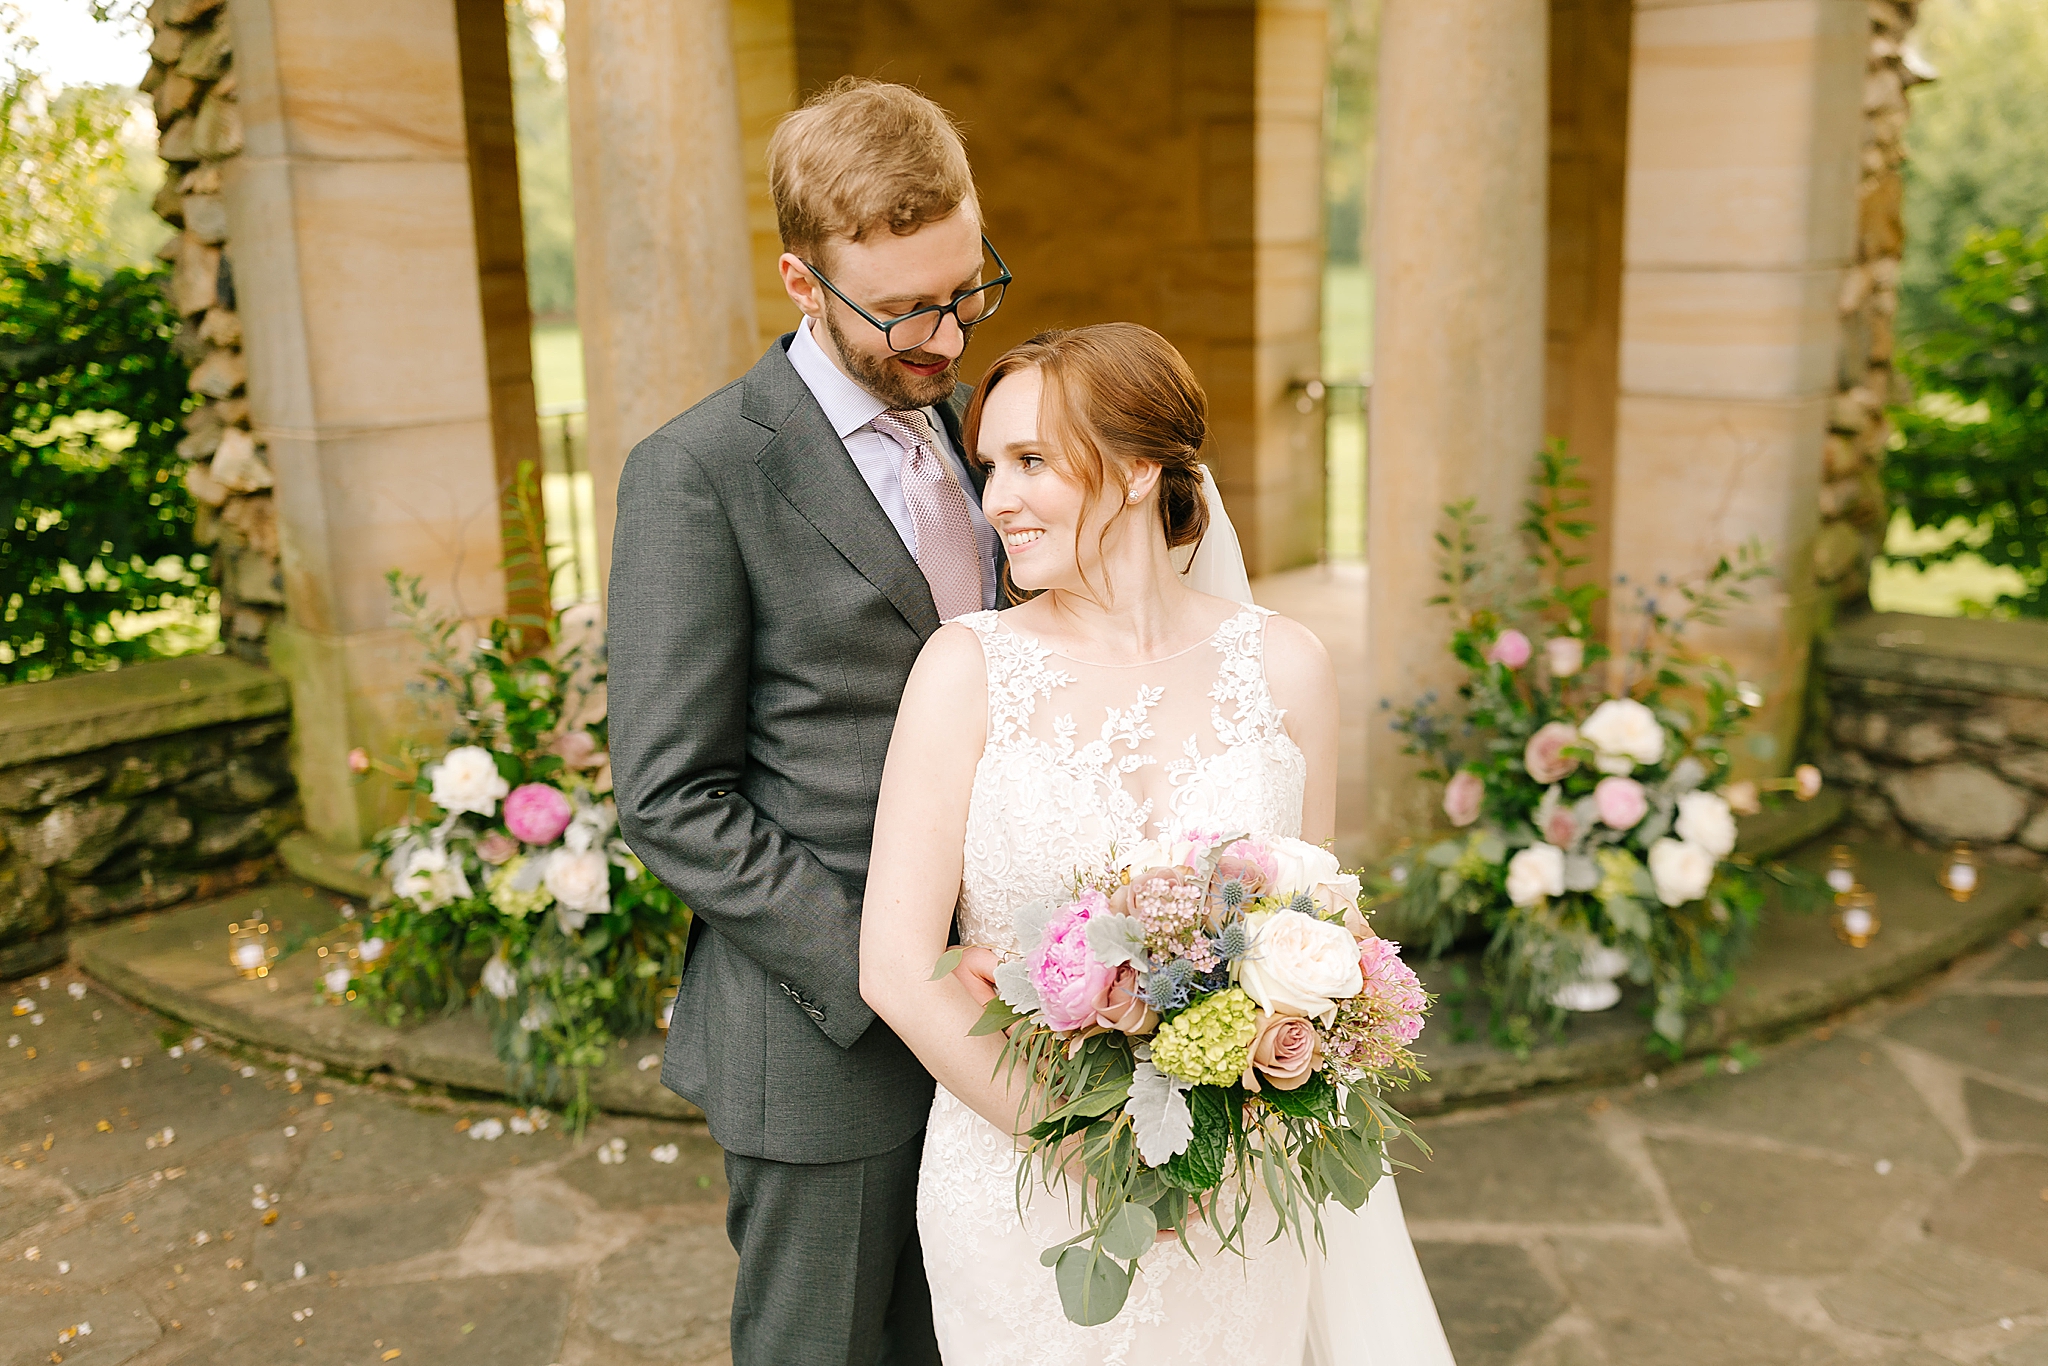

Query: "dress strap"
<box><xmin>1209</xmin><ymin>605</ymin><xmax>1287</xmax><ymax>748</ymax></box>
<box><xmin>958</xmin><ymin>610</ymin><xmax>1072</xmax><ymax>749</ymax></box>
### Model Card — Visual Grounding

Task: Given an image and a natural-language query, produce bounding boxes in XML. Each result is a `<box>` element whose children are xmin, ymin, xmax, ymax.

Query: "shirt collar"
<box><xmin>787</xmin><ymin>316</ymin><xmax>889</xmax><ymax>440</ymax></box>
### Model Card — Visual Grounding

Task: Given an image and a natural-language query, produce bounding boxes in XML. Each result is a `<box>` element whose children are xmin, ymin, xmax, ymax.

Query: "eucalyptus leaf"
<box><xmin>1054</xmin><ymin>1244</ymin><xmax>1133</xmax><ymax>1327</ymax></box>
<box><xmin>929</xmin><ymin>946</ymin><xmax>965</xmax><ymax>981</ymax></box>
<box><xmin>967</xmin><ymin>996</ymin><xmax>1025</xmax><ymax>1037</ymax></box>
<box><xmin>1604</xmin><ymin>894</ymin><xmax>1652</xmax><ymax>940</ymax></box>
<box><xmin>1099</xmin><ymin>1202</ymin><xmax>1158</xmax><ymax>1261</ymax></box>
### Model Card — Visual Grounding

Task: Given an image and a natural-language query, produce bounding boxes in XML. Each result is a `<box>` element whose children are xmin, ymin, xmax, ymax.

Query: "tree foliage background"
<box><xmin>2</xmin><ymin>1</ymin><xmax>205</xmax><ymax>682</ymax></box>
<box><xmin>1882</xmin><ymin>0</ymin><xmax>2048</xmax><ymax>617</ymax></box>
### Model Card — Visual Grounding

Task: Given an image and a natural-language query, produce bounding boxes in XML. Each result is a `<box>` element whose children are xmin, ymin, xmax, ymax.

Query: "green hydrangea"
<box><xmin>1596</xmin><ymin>848</ymin><xmax>1645</xmax><ymax>902</ymax></box>
<box><xmin>1151</xmin><ymin>987</ymin><xmax>1258</xmax><ymax>1086</ymax></box>
<box><xmin>487</xmin><ymin>857</ymin><xmax>555</xmax><ymax>920</ymax></box>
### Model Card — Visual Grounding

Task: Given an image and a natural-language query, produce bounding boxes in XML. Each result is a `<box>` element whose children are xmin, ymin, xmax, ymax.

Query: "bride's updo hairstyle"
<box><xmin>963</xmin><ymin>323</ymin><xmax>1210</xmax><ymax>598</ymax></box>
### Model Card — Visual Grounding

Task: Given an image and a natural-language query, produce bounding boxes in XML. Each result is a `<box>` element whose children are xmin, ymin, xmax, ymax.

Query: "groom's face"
<box><xmin>784</xmin><ymin>209</ymin><xmax>985</xmax><ymax>410</ymax></box>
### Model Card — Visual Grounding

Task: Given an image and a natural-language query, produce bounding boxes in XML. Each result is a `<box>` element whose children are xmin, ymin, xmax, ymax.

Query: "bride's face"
<box><xmin>976</xmin><ymin>367</ymin><xmax>1155</xmax><ymax>597</ymax></box>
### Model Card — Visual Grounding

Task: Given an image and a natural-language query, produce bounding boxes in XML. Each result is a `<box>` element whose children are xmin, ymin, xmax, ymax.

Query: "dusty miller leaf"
<box><xmin>1126</xmin><ymin>1061</ymin><xmax>1194</xmax><ymax>1166</ymax></box>
<box><xmin>1085</xmin><ymin>913</ymin><xmax>1149</xmax><ymax>971</ymax></box>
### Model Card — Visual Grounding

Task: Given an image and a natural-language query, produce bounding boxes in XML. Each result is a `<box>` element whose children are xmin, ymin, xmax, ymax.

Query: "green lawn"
<box><xmin>1868</xmin><ymin>511</ymin><xmax>2029</xmax><ymax>617</ymax></box>
<box><xmin>531</xmin><ymin>320</ymin><xmax>585</xmax><ymax>409</ymax></box>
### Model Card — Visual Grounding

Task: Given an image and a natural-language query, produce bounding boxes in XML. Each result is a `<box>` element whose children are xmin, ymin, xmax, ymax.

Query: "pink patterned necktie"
<box><xmin>871</xmin><ymin>408</ymin><xmax>984</xmax><ymax>621</ymax></box>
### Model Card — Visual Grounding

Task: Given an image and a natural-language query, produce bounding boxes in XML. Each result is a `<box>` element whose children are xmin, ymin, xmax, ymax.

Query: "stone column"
<box><xmin>1363</xmin><ymin>0</ymin><xmax>1551</xmax><ymax>843</ymax></box>
<box><xmin>226</xmin><ymin>0</ymin><xmax>514</xmax><ymax>848</ymax></box>
<box><xmin>565</xmin><ymin>0</ymin><xmax>759</xmax><ymax>593</ymax></box>
<box><xmin>734</xmin><ymin>0</ymin><xmax>801</xmax><ymax>355</ymax></box>
<box><xmin>1609</xmin><ymin>0</ymin><xmax>1868</xmax><ymax>775</ymax></box>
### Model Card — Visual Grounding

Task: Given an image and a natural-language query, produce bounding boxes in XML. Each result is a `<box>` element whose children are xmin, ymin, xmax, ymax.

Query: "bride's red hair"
<box><xmin>963</xmin><ymin>323</ymin><xmax>1211</xmax><ymax>602</ymax></box>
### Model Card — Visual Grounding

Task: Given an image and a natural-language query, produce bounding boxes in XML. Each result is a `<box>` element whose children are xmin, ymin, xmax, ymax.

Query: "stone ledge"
<box><xmin>276</xmin><ymin>830</ymin><xmax>385</xmax><ymax>903</ymax></box>
<box><xmin>1824</xmin><ymin>611</ymin><xmax>2048</xmax><ymax>699</ymax></box>
<box><xmin>0</xmin><ymin>654</ymin><xmax>290</xmax><ymax>767</ymax></box>
<box><xmin>1404</xmin><ymin>837</ymin><xmax>2042</xmax><ymax>1112</ymax></box>
<box><xmin>70</xmin><ymin>882</ymin><xmax>698</xmax><ymax>1121</ymax></box>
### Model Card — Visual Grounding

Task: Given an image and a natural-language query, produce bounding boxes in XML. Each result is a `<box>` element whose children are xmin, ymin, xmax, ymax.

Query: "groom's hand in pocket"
<box><xmin>951</xmin><ymin>946</ymin><xmax>999</xmax><ymax>1006</ymax></box>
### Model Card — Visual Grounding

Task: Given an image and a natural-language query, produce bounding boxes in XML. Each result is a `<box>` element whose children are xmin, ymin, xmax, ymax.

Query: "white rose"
<box><xmin>1674</xmin><ymin>791</ymin><xmax>1737</xmax><ymax>858</ymax></box>
<box><xmin>429</xmin><ymin>745</ymin><xmax>509</xmax><ymax>818</ymax></box>
<box><xmin>481</xmin><ymin>955</ymin><xmax>518</xmax><ymax>1001</ymax></box>
<box><xmin>392</xmin><ymin>846</ymin><xmax>470</xmax><ymax>910</ymax></box>
<box><xmin>1505</xmin><ymin>843</ymin><xmax>1567</xmax><ymax>908</ymax></box>
<box><xmin>1238</xmin><ymin>910</ymin><xmax>1365</xmax><ymax>1024</ymax></box>
<box><xmin>1311</xmin><ymin>871</ymin><xmax>1364</xmax><ymax>925</ymax></box>
<box><xmin>544</xmin><ymin>847</ymin><xmax>611</xmax><ymax>917</ymax></box>
<box><xmin>1545</xmin><ymin>636</ymin><xmax>1584</xmax><ymax>678</ymax></box>
<box><xmin>1648</xmin><ymin>838</ymin><xmax>1716</xmax><ymax>907</ymax></box>
<box><xmin>1578</xmin><ymin>699</ymin><xmax>1666</xmax><ymax>775</ymax></box>
<box><xmin>1266</xmin><ymin>837</ymin><xmax>1342</xmax><ymax>901</ymax></box>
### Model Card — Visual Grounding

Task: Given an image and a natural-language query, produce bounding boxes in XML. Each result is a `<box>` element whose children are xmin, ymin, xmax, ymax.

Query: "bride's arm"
<box><xmin>860</xmin><ymin>623</ymin><xmax>1021</xmax><ymax>1135</ymax></box>
<box><xmin>1264</xmin><ymin>615</ymin><xmax>1340</xmax><ymax>846</ymax></box>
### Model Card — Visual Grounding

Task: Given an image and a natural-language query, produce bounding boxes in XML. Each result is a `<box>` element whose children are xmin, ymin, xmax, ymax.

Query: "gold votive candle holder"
<box><xmin>1938</xmin><ymin>842</ymin><xmax>1979</xmax><ymax>902</ymax></box>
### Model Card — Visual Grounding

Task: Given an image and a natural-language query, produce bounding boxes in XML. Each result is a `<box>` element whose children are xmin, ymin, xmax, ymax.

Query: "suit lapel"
<box><xmin>744</xmin><ymin>342</ymin><xmax>943</xmax><ymax>640</ymax></box>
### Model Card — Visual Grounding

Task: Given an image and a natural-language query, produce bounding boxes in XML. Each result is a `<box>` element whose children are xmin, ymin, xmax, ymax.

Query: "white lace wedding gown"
<box><xmin>918</xmin><ymin>602</ymin><xmax>1457</xmax><ymax>1366</ymax></box>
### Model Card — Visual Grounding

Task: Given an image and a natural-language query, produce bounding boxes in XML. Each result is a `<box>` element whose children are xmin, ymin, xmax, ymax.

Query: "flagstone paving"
<box><xmin>0</xmin><ymin>916</ymin><xmax>2042</xmax><ymax>1365</ymax></box>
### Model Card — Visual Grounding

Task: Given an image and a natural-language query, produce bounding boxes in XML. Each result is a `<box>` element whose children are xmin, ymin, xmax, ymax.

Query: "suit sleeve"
<box><xmin>606</xmin><ymin>429</ymin><xmax>876</xmax><ymax>1050</ymax></box>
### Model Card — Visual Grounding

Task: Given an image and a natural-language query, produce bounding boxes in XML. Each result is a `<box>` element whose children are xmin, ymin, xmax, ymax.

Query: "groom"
<box><xmin>607</xmin><ymin>79</ymin><xmax>1004</xmax><ymax>1366</ymax></box>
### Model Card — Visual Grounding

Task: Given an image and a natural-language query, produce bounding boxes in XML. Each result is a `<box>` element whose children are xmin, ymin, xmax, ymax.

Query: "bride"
<box><xmin>859</xmin><ymin>323</ymin><xmax>1455</xmax><ymax>1365</ymax></box>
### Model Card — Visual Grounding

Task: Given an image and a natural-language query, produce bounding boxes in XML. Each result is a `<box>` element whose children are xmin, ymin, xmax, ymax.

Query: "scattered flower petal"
<box><xmin>650</xmin><ymin>1144</ymin><xmax>680</xmax><ymax>1164</ymax></box>
<box><xmin>66</xmin><ymin>982</ymin><xmax>86</xmax><ymax>1000</ymax></box>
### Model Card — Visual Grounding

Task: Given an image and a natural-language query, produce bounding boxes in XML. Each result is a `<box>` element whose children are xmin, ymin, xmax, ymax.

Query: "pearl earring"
<box><xmin>1128</xmin><ymin>492</ymin><xmax>1140</xmax><ymax>503</ymax></box>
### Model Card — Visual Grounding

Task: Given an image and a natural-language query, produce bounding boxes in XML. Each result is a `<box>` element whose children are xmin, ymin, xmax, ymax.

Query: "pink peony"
<box><xmin>1216</xmin><ymin>839</ymin><xmax>1278</xmax><ymax>893</ymax></box>
<box><xmin>1358</xmin><ymin>937</ymin><xmax>1427</xmax><ymax>1045</ymax></box>
<box><xmin>1030</xmin><ymin>890</ymin><xmax>1115</xmax><ymax>1033</ymax></box>
<box><xmin>1443</xmin><ymin>770</ymin><xmax>1485</xmax><ymax>827</ymax></box>
<box><xmin>1489</xmin><ymin>629</ymin><xmax>1533</xmax><ymax>669</ymax></box>
<box><xmin>1593</xmin><ymin>775</ymin><xmax>1648</xmax><ymax>830</ymax></box>
<box><xmin>503</xmin><ymin>783</ymin><xmax>573</xmax><ymax>846</ymax></box>
<box><xmin>1524</xmin><ymin>722</ymin><xmax>1580</xmax><ymax>784</ymax></box>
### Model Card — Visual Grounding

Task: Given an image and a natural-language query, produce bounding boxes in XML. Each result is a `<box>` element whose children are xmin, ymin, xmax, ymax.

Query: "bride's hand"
<box><xmin>951</xmin><ymin>945</ymin><xmax>999</xmax><ymax>1006</ymax></box>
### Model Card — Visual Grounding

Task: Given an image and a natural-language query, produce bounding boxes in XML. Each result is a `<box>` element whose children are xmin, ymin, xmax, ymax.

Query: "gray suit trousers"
<box><xmin>724</xmin><ymin>1129</ymin><xmax>941</xmax><ymax>1366</ymax></box>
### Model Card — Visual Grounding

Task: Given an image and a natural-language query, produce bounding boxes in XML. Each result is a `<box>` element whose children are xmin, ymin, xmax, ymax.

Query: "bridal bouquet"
<box><xmin>949</xmin><ymin>828</ymin><xmax>1430</xmax><ymax>1326</ymax></box>
<box><xmin>348</xmin><ymin>568</ymin><xmax>689</xmax><ymax>1127</ymax></box>
<box><xmin>1376</xmin><ymin>447</ymin><xmax>1822</xmax><ymax>1051</ymax></box>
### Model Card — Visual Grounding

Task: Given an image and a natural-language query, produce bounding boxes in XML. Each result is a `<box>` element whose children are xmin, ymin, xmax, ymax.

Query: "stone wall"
<box><xmin>141</xmin><ymin>0</ymin><xmax>279</xmax><ymax>660</ymax></box>
<box><xmin>0</xmin><ymin>657</ymin><xmax>299</xmax><ymax>978</ymax></box>
<box><xmin>1819</xmin><ymin>612</ymin><xmax>2048</xmax><ymax>862</ymax></box>
<box><xmin>1815</xmin><ymin>0</ymin><xmax>1925</xmax><ymax>612</ymax></box>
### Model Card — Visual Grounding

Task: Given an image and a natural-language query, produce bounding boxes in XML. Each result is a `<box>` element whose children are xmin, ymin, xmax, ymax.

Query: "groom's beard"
<box><xmin>824</xmin><ymin>306</ymin><xmax>961</xmax><ymax>411</ymax></box>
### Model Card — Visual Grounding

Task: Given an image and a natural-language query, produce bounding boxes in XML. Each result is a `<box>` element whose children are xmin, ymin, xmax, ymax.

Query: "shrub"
<box><xmin>1</xmin><ymin>257</ymin><xmax>207</xmax><ymax>681</ymax></box>
<box><xmin>1884</xmin><ymin>221</ymin><xmax>2048</xmax><ymax>616</ymax></box>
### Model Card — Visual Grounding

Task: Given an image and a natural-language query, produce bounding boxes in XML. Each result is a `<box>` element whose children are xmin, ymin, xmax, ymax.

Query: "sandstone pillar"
<box><xmin>566</xmin><ymin>0</ymin><xmax>759</xmax><ymax>592</ymax></box>
<box><xmin>226</xmin><ymin>0</ymin><xmax>519</xmax><ymax>848</ymax></box>
<box><xmin>1609</xmin><ymin>0</ymin><xmax>1867</xmax><ymax>774</ymax></box>
<box><xmin>787</xmin><ymin>0</ymin><xmax>1326</xmax><ymax>576</ymax></box>
<box><xmin>1363</xmin><ymin>0</ymin><xmax>1551</xmax><ymax>845</ymax></box>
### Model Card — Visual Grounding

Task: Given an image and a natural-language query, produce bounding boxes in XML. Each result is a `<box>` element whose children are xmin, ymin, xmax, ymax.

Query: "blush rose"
<box><xmin>1443</xmin><ymin>770</ymin><xmax>1485</xmax><ymax>827</ymax></box>
<box><xmin>1241</xmin><ymin>1011</ymin><xmax>1321</xmax><ymax>1092</ymax></box>
<box><xmin>1524</xmin><ymin>722</ymin><xmax>1580</xmax><ymax>784</ymax></box>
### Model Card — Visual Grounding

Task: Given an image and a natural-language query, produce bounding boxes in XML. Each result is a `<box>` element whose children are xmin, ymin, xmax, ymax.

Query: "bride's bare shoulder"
<box><xmin>1258</xmin><ymin>612</ymin><xmax>1336</xmax><ymax>707</ymax></box>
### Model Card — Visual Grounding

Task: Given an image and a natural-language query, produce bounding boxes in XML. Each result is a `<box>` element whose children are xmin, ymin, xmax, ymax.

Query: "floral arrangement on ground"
<box><xmin>336</xmin><ymin>569</ymin><xmax>688</xmax><ymax>1126</ymax></box>
<box><xmin>1374</xmin><ymin>446</ymin><xmax>1825</xmax><ymax>1053</ymax></box>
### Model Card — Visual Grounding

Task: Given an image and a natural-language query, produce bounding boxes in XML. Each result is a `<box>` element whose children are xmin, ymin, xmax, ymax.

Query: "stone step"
<box><xmin>1405</xmin><ymin>835</ymin><xmax>2044</xmax><ymax>1110</ymax></box>
<box><xmin>68</xmin><ymin>881</ymin><xmax>697</xmax><ymax>1121</ymax></box>
<box><xmin>63</xmin><ymin>831</ymin><xmax>2040</xmax><ymax>1122</ymax></box>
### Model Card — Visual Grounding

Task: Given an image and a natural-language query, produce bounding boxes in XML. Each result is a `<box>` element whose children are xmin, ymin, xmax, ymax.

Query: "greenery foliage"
<box><xmin>1374</xmin><ymin>449</ymin><xmax>1821</xmax><ymax>1053</ymax></box>
<box><xmin>1</xmin><ymin>256</ymin><xmax>207</xmax><ymax>682</ymax></box>
<box><xmin>1885</xmin><ymin>222</ymin><xmax>2048</xmax><ymax>616</ymax></box>
<box><xmin>509</xmin><ymin>1</ymin><xmax>575</xmax><ymax>321</ymax></box>
<box><xmin>352</xmin><ymin>554</ymin><xmax>688</xmax><ymax>1130</ymax></box>
<box><xmin>1900</xmin><ymin>0</ymin><xmax>2048</xmax><ymax>341</ymax></box>
<box><xmin>1</xmin><ymin>4</ymin><xmax>162</xmax><ymax>274</ymax></box>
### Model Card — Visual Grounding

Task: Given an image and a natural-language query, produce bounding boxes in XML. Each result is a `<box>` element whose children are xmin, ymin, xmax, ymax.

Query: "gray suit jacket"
<box><xmin>609</xmin><ymin>335</ymin><xmax>976</xmax><ymax>1164</ymax></box>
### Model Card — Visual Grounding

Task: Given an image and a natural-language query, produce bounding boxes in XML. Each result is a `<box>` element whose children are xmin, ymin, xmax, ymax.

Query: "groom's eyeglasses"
<box><xmin>802</xmin><ymin>236</ymin><xmax>1011</xmax><ymax>354</ymax></box>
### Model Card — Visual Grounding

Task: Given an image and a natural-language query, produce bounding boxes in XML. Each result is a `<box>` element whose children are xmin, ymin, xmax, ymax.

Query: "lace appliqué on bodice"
<box><xmin>954</xmin><ymin>605</ymin><xmax>1307</xmax><ymax>956</ymax></box>
<box><xmin>920</xmin><ymin>604</ymin><xmax>1313</xmax><ymax>1366</ymax></box>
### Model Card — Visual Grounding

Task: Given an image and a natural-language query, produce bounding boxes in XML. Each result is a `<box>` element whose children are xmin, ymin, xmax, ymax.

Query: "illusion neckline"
<box><xmin>996</xmin><ymin>603</ymin><xmax>1259</xmax><ymax>671</ymax></box>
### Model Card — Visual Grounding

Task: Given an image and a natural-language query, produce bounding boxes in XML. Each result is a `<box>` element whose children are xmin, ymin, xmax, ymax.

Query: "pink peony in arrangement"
<box><xmin>503</xmin><ymin>783</ymin><xmax>574</xmax><ymax>846</ymax></box>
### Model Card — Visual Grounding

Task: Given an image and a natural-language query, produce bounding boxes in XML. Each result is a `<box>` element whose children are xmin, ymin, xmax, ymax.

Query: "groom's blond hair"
<box><xmin>768</xmin><ymin>78</ymin><xmax>980</xmax><ymax>267</ymax></box>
